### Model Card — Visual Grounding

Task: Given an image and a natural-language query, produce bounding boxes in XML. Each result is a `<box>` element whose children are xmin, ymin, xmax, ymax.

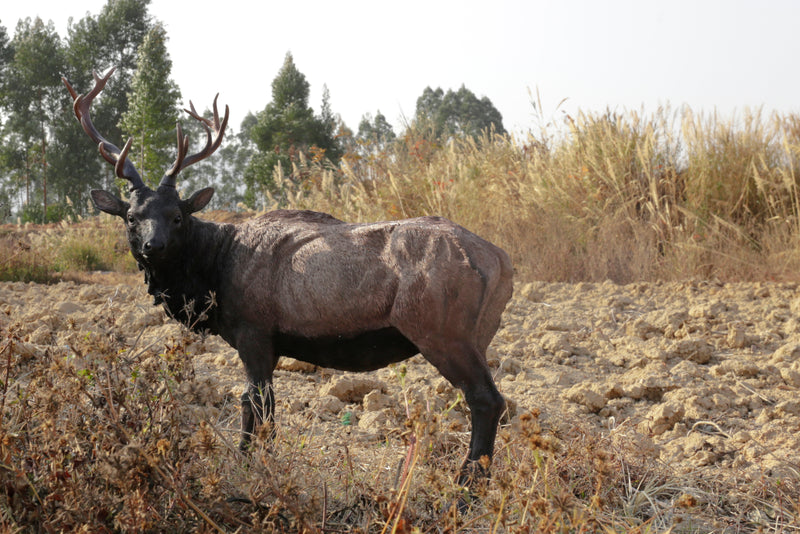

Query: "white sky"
<box><xmin>3</xmin><ymin>0</ymin><xmax>800</xmax><ymax>136</ymax></box>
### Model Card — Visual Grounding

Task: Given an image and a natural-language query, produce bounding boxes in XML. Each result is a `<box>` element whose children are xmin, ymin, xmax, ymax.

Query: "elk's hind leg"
<box><xmin>418</xmin><ymin>341</ymin><xmax>505</xmax><ymax>486</ymax></box>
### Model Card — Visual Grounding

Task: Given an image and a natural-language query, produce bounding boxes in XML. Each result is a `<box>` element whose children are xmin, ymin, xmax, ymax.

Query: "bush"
<box><xmin>19</xmin><ymin>203</ymin><xmax>78</xmax><ymax>224</ymax></box>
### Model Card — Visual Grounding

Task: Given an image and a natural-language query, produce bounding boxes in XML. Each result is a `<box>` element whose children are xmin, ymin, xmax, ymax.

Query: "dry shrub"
<box><xmin>0</xmin><ymin>231</ymin><xmax>54</xmax><ymax>283</ymax></box>
<box><xmin>1</xmin><ymin>316</ymin><xmax>796</xmax><ymax>531</ymax></box>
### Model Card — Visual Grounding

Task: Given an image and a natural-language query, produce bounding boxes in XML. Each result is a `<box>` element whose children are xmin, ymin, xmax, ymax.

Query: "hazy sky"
<box><xmin>3</xmin><ymin>0</ymin><xmax>799</xmax><ymax>136</ymax></box>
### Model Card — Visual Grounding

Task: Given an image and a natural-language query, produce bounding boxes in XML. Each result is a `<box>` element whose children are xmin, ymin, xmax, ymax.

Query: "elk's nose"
<box><xmin>143</xmin><ymin>240</ymin><xmax>165</xmax><ymax>254</ymax></box>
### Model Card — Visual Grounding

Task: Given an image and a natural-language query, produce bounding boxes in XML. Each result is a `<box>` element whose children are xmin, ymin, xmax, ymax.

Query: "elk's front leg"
<box><xmin>236</xmin><ymin>331</ymin><xmax>278</xmax><ymax>450</ymax></box>
<box><xmin>240</xmin><ymin>382</ymin><xmax>275</xmax><ymax>450</ymax></box>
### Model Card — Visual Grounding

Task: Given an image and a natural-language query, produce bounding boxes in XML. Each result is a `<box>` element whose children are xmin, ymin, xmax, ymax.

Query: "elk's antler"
<box><xmin>62</xmin><ymin>67</ymin><xmax>146</xmax><ymax>192</ymax></box>
<box><xmin>161</xmin><ymin>95</ymin><xmax>229</xmax><ymax>187</ymax></box>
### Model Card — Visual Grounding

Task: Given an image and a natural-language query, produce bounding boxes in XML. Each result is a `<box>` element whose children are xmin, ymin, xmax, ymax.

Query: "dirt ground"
<box><xmin>2</xmin><ymin>276</ymin><xmax>799</xmax><ymax>495</ymax></box>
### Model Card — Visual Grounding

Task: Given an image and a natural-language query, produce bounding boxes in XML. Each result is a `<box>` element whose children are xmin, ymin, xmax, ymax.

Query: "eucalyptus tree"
<box><xmin>0</xmin><ymin>20</ymin><xmax>11</xmax><ymax>88</ymax></box>
<box><xmin>118</xmin><ymin>23</ymin><xmax>181</xmax><ymax>186</ymax></box>
<box><xmin>357</xmin><ymin>111</ymin><xmax>396</xmax><ymax>150</ymax></box>
<box><xmin>415</xmin><ymin>85</ymin><xmax>506</xmax><ymax>140</ymax></box>
<box><xmin>0</xmin><ymin>21</ymin><xmax>15</xmax><ymax>218</ymax></box>
<box><xmin>178</xmin><ymin>115</ymin><xmax>253</xmax><ymax>211</ymax></box>
<box><xmin>0</xmin><ymin>2</ymin><xmax>155</xmax><ymax>220</ymax></box>
<box><xmin>3</xmin><ymin>17</ymin><xmax>65</xmax><ymax>221</ymax></box>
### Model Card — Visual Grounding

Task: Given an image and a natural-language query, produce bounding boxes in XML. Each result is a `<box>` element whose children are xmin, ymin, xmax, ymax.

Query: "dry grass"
<box><xmin>7</xmin><ymin>105</ymin><xmax>800</xmax><ymax>285</ymax></box>
<box><xmin>260</xmin><ymin>106</ymin><xmax>800</xmax><ymax>284</ymax></box>
<box><xmin>0</xmin><ymin>217</ymin><xmax>136</xmax><ymax>283</ymax></box>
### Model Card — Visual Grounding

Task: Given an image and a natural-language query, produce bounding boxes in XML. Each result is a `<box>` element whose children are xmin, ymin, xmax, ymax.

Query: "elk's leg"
<box><xmin>418</xmin><ymin>342</ymin><xmax>505</xmax><ymax>486</ymax></box>
<box><xmin>458</xmin><ymin>375</ymin><xmax>505</xmax><ymax>486</ymax></box>
<box><xmin>236</xmin><ymin>333</ymin><xmax>278</xmax><ymax>450</ymax></box>
<box><xmin>239</xmin><ymin>381</ymin><xmax>275</xmax><ymax>450</ymax></box>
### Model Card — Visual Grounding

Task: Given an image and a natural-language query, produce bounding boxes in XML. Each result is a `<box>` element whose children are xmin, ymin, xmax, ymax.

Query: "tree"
<box><xmin>0</xmin><ymin>21</ymin><xmax>16</xmax><ymax>219</ymax></box>
<box><xmin>0</xmin><ymin>133</ymin><xmax>28</xmax><ymax>221</ymax></box>
<box><xmin>63</xmin><ymin>0</ymin><xmax>153</xmax><ymax>195</ymax></box>
<box><xmin>0</xmin><ymin>2</ymin><xmax>154</xmax><ymax>221</ymax></box>
<box><xmin>244</xmin><ymin>52</ymin><xmax>343</xmax><ymax>206</ymax></box>
<box><xmin>3</xmin><ymin>17</ymin><xmax>66</xmax><ymax>222</ymax></box>
<box><xmin>0</xmin><ymin>21</ymin><xmax>13</xmax><ymax>99</ymax></box>
<box><xmin>119</xmin><ymin>23</ymin><xmax>181</xmax><ymax>186</ymax></box>
<box><xmin>357</xmin><ymin>110</ymin><xmax>396</xmax><ymax>147</ymax></box>
<box><xmin>315</xmin><ymin>84</ymin><xmax>343</xmax><ymax>161</ymax></box>
<box><xmin>415</xmin><ymin>85</ymin><xmax>506</xmax><ymax>140</ymax></box>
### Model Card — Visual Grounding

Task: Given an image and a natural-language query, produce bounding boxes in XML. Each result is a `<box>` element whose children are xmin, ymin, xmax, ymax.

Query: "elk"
<box><xmin>63</xmin><ymin>67</ymin><xmax>513</xmax><ymax>487</ymax></box>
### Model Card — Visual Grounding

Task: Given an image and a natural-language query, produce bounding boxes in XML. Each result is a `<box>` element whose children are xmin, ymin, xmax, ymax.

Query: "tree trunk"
<box><xmin>25</xmin><ymin>155</ymin><xmax>31</xmax><ymax>207</ymax></box>
<box><xmin>41</xmin><ymin>130</ymin><xmax>47</xmax><ymax>223</ymax></box>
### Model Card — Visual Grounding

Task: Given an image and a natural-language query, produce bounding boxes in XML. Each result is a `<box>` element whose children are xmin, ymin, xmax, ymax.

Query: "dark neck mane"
<box><xmin>140</xmin><ymin>219</ymin><xmax>231</xmax><ymax>334</ymax></box>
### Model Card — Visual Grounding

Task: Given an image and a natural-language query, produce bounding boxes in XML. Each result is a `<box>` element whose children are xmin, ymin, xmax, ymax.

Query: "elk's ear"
<box><xmin>91</xmin><ymin>189</ymin><xmax>128</xmax><ymax>218</ymax></box>
<box><xmin>185</xmin><ymin>187</ymin><xmax>214</xmax><ymax>214</ymax></box>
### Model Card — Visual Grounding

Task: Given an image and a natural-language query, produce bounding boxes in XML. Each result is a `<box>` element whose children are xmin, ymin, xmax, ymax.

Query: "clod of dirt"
<box><xmin>320</xmin><ymin>375</ymin><xmax>386</xmax><ymax>403</ymax></box>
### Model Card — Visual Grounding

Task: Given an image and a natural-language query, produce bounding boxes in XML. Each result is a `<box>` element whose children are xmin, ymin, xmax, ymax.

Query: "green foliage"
<box><xmin>0</xmin><ymin>2</ymin><xmax>154</xmax><ymax>221</ymax></box>
<box><xmin>271</xmin><ymin>52</ymin><xmax>310</xmax><ymax>108</ymax></box>
<box><xmin>415</xmin><ymin>85</ymin><xmax>506</xmax><ymax>140</ymax></box>
<box><xmin>357</xmin><ymin>110</ymin><xmax>396</xmax><ymax>147</ymax></box>
<box><xmin>3</xmin><ymin>17</ymin><xmax>66</xmax><ymax>223</ymax></box>
<box><xmin>58</xmin><ymin>240</ymin><xmax>105</xmax><ymax>271</ymax></box>
<box><xmin>119</xmin><ymin>23</ymin><xmax>181</xmax><ymax>186</ymax></box>
<box><xmin>245</xmin><ymin>52</ymin><xmax>344</xmax><ymax>206</ymax></box>
<box><xmin>19</xmin><ymin>202</ymin><xmax>77</xmax><ymax>224</ymax></box>
<box><xmin>57</xmin><ymin>236</ymin><xmax>112</xmax><ymax>271</ymax></box>
<box><xmin>0</xmin><ymin>133</ymin><xmax>27</xmax><ymax>220</ymax></box>
<box><xmin>4</xmin><ymin>18</ymin><xmax>65</xmax><ymax>128</ymax></box>
<box><xmin>0</xmin><ymin>23</ymin><xmax>13</xmax><ymax>103</ymax></box>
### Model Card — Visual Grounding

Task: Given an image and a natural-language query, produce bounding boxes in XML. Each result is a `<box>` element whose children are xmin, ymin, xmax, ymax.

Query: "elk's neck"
<box><xmin>141</xmin><ymin>218</ymin><xmax>233</xmax><ymax>334</ymax></box>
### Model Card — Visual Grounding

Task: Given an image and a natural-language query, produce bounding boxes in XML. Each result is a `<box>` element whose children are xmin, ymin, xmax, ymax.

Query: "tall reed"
<box><xmin>274</xmin><ymin>105</ymin><xmax>800</xmax><ymax>283</ymax></box>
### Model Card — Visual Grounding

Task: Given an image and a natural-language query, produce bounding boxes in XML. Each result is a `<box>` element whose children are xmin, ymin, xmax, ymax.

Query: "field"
<box><xmin>2</xmin><ymin>271</ymin><xmax>799</xmax><ymax>531</ymax></box>
<box><xmin>3</xmin><ymin>107</ymin><xmax>800</xmax><ymax>531</ymax></box>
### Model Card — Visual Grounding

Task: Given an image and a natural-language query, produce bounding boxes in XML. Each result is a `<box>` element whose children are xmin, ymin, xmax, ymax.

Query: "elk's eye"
<box><xmin>127</xmin><ymin>214</ymin><xmax>135</xmax><ymax>225</ymax></box>
<box><xmin>173</xmin><ymin>214</ymin><xmax>182</xmax><ymax>225</ymax></box>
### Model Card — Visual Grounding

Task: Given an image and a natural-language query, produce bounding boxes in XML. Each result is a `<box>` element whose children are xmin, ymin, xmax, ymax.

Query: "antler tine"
<box><xmin>114</xmin><ymin>138</ymin><xmax>135</xmax><ymax>181</ymax></box>
<box><xmin>161</xmin><ymin>94</ymin><xmax>229</xmax><ymax>185</ymax></box>
<box><xmin>162</xmin><ymin>124</ymin><xmax>189</xmax><ymax>185</ymax></box>
<box><xmin>63</xmin><ymin>77</ymin><xmax>79</xmax><ymax>101</ymax></box>
<box><xmin>62</xmin><ymin>67</ymin><xmax>145</xmax><ymax>192</ymax></box>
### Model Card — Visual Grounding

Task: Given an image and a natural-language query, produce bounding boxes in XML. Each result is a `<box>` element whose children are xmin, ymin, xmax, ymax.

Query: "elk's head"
<box><xmin>63</xmin><ymin>68</ymin><xmax>228</xmax><ymax>268</ymax></box>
